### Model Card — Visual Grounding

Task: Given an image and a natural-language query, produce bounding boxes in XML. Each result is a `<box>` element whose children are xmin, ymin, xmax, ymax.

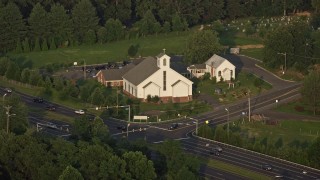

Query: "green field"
<box><xmin>237</xmin><ymin>119</ymin><xmax>320</xmax><ymax>144</ymax></box>
<box><xmin>8</xmin><ymin>32</ymin><xmax>191</xmax><ymax>68</ymax></box>
<box><xmin>240</xmin><ymin>48</ymin><xmax>264</xmax><ymax>61</ymax></box>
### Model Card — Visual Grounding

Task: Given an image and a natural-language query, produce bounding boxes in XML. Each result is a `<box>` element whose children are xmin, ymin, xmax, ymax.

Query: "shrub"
<box><xmin>294</xmin><ymin>105</ymin><xmax>304</xmax><ymax>112</ymax></box>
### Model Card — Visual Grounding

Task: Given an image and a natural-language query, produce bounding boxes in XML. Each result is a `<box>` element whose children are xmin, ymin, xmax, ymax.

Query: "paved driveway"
<box><xmin>222</xmin><ymin>54</ymin><xmax>295</xmax><ymax>89</ymax></box>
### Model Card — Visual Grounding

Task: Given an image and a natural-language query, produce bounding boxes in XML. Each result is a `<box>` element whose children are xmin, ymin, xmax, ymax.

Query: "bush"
<box><xmin>294</xmin><ymin>105</ymin><xmax>304</xmax><ymax>112</ymax></box>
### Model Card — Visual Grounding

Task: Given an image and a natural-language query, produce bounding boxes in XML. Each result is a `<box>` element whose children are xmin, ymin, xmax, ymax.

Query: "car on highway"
<box><xmin>212</xmin><ymin>145</ymin><xmax>223</xmax><ymax>152</ymax></box>
<box><xmin>117</xmin><ymin>125</ymin><xmax>126</xmax><ymax>131</ymax></box>
<box><xmin>4</xmin><ymin>88</ymin><xmax>12</xmax><ymax>93</ymax></box>
<box><xmin>209</xmin><ymin>149</ymin><xmax>220</xmax><ymax>156</ymax></box>
<box><xmin>46</xmin><ymin>105</ymin><xmax>56</xmax><ymax>111</ymax></box>
<box><xmin>168</xmin><ymin>123</ymin><xmax>179</xmax><ymax>130</ymax></box>
<box><xmin>261</xmin><ymin>164</ymin><xmax>272</xmax><ymax>171</ymax></box>
<box><xmin>33</xmin><ymin>97</ymin><xmax>44</xmax><ymax>103</ymax></box>
<box><xmin>75</xmin><ymin>109</ymin><xmax>85</xmax><ymax>115</ymax></box>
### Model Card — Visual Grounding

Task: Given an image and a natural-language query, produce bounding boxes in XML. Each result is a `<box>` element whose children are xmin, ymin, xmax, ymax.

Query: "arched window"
<box><xmin>230</xmin><ymin>70</ymin><xmax>233</xmax><ymax>78</ymax></box>
<box><xmin>163</xmin><ymin>58</ymin><xmax>166</xmax><ymax>66</ymax></box>
<box><xmin>218</xmin><ymin>71</ymin><xmax>221</xmax><ymax>76</ymax></box>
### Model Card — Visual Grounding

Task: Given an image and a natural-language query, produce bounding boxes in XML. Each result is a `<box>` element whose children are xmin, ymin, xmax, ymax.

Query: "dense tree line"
<box><xmin>0</xmin><ymin>0</ymin><xmax>317</xmax><ymax>53</ymax></box>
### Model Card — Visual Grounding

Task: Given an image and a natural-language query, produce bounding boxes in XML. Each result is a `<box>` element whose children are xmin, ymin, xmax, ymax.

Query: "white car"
<box><xmin>75</xmin><ymin>110</ymin><xmax>85</xmax><ymax>115</ymax></box>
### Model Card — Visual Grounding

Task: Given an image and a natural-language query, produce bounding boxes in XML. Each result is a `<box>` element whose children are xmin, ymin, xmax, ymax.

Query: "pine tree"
<box><xmin>42</xmin><ymin>38</ymin><xmax>48</xmax><ymax>51</ymax></box>
<box><xmin>49</xmin><ymin>37</ymin><xmax>56</xmax><ymax>49</ymax></box>
<box><xmin>28</xmin><ymin>3</ymin><xmax>49</xmax><ymax>40</ymax></box>
<box><xmin>34</xmin><ymin>37</ymin><xmax>41</xmax><ymax>51</ymax></box>
<box><xmin>15</xmin><ymin>38</ymin><xmax>23</xmax><ymax>53</ymax></box>
<box><xmin>72</xmin><ymin>0</ymin><xmax>99</xmax><ymax>44</ymax></box>
<box><xmin>23</xmin><ymin>38</ymin><xmax>30</xmax><ymax>53</ymax></box>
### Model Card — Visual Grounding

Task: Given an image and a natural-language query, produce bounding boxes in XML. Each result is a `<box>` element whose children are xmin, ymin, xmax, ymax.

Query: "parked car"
<box><xmin>168</xmin><ymin>123</ymin><xmax>179</xmax><ymax>130</ymax></box>
<box><xmin>75</xmin><ymin>109</ymin><xmax>85</xmax><ymax>115</ymax></box>
<box><xmin>33</xmin><ymin>97</ymin><xmax>44</xmax><ymax>103</ymax></box>
<box><xmin>4</xmin><ymin>88</ymin><xmax>12</xmax><ymax>93</ymax></box>
<box><xmin>46</xmin><ymin>105</ymin><xmax>56</xmax><ymax>111</ymax></box>
<box><xmin>261</xmin><ymin>164</ymin><xmax>272</xmax><ymax>171</ymax></box>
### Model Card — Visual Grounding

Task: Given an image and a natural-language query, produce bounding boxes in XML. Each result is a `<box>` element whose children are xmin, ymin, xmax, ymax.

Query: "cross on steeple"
<box><xmin>163</xmin><ymin>48</ymin><xmax>166</xmax><ymax>54</ymax></box>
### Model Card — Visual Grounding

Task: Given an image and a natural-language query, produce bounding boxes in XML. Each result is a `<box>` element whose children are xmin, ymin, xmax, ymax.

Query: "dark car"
<box><xmin>212</xmin><ymin>145</ymin><xmax>223</xmax><ymax>152</ymax></box>
<box><xmin>117</xmin><ymin>125</ymin><xmax>126</xmax><ymax>131</ymax></box>
<box><xmin>209</xmin><ymin>149</ymin><xmax>220</xmax><ymax>156</ymax></box>
<box><xmin>262</xmin><ymin>164</ymin><xmax>272</xmax><ymax>171</ymax></box>
<box><xmin>168</xmin><ymin>123</ymin><xmax>179</xmax><ymax>130</ymax></box>
<box><xmin>33</xmin><ymin>97</ymin><xmax>44</xmax><ymax>103</ymax></box>
<box><xmin>46</xmin><ymin>105</ymin><xmax>56</xmax><ymax>111</ymax></box>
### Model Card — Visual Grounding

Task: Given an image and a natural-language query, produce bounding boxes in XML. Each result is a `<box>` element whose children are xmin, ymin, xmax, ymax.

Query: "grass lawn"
<box><xmin>219</xmin><ymin>31</ymin><xmax>263</xmax><ymax>46</ymax></box>
<box><xmin>275</xmin><ymin>100</ymin><xmax>319</xmax><ymax>116</ymax></box>
<box><xmin>240</xmin><ymin>48</ymin><xmax>264</xmax><ymax>61</ymax></box>
<box><xmin>196</xmin><ymin>72</ymin><xmax>272</xmax><ymax>104</ymax></box>
<box><xmin>237</xmin><ymin>119</ymin><xmax>320</xmax><ymax>144</ymax></box>
<box><xmin>8</xmin><ymin>31</ymin><xmax>190</xmax><ymax>68</ymax></box>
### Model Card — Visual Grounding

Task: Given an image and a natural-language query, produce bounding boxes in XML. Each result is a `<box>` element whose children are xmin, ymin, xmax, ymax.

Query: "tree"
<box><xmin>83</xmin><ymin>29</ymin><xmax>96</xmax><ymax>45</ymax></box>
<box><xmin>42</xmin><ymin>38</ymin><xmax>48</xmax><ymax>51</ymax></box>
<box><xmin>49</xmin><ymin>4</ymin><xmax>72</xmax><ymax>47</ymax></box>
<box><xmin>135</xmin><ymin>10</ymin><xmax>159</xmax><ymax>36</ymax></box>
<box><xmin>308</xmin><ymin>137</ymin><xmax>320</xmax><ymax>168</ymax></box>
<box><xmin>312</xmin><ymin>0</ymin><xmax>320</xmax><ymax>12</ymax></box>
<box><xmin>301</xmin><ymin>71</ymin><xmax>320</xmax><ymax>115</ymax></box>
<box><xmin>105</xmin><ymin>18</ymin><xmax>124</xmax><ymax>42</ymax></box>
<box><xmin>99</xmin><ymin>156</ymin><xmax>130</xmax><ymax>179</ymax></box>
<box><xmin>15</xmin><ymin>38</ymin><xmax>23</xmax><ymax>53</ymax></box>
<box><xmin>202</xmin><ymin>0</ymin><xmax>225</xmax><ymax>23</ymax></box>
<box><xmin>5</xmin><ymin>61</ymin><xmax>20</xmax><ymax>81</ymax></box>
<box><xmin>59</xmin><ymin>166</ymin><xmax>84</xmax><ymax>180</ymax></box>
<box><xmin>77</xmin><ymin>143</ymin><xmax>112</xmax><ymax>179</ymax></box>
<box><xmin>185</xmin><ymin>30</ymin><xmax>222</xmax><ymax>64</ymax></box>
<box><xmin>171</xmin><ymin>13</ymin><xmax>188</xmax><ymax>33</ymax></box>
<box><xmin>34</xmin><ymin>37</ymin><xmax>41</xmax><ymax>51</ymax></box>
<box><xmin>122</xmin><ymin>151</ymin><xmax>156</xmax><ymax>180</ymax></box>
<box><xmin>49</xmin><ymin>37</ymin><xmax>56</xmax><ymax>50</ymax></box>
<box><xmin>162</xmin><ymin>21</ymin><xmax>171</xmax><ymax>34</ymax></box>
<box><xmin>97</xmin><ymin>26</ymin><xmax>107</xmax><ymax>44</ymax></box>
<box><xmin>28</xmin><ymin>3</ymin><xmax>50</xmax><ymax>40</ymax></box>
<box><xmin>72</xmin><ymin>0</ymin><xmax>99</xmax><ymax>44</ymax></box>
<box><xmin>128</xmin><ymin>44</ymin><xmax>139</xmax><ymax>57</ymax></box>
<box><xmin>0</xmin><ymin>57</ymin><xmax>10</xmax><ymax>76</ymax></box>
<box><xmin>91</xmin><ymin>87</ymin><xmax>104</xmax><ymax>106</ymax></box>
<box><xmin>22</xmin><ymin>37</ymin><xmax>30</xmax><ymax>53</ymax></box>
<box><xmin>226</xmin><ymin>0</ymin><xmax>243</xmax><ymax>19</ymax></box>
<box><xmin>103</xmin><ymin>0</ymin><xmax>131</xmax><ymax>24</ymax></box>
<box><xmin>0</xmin><ymin>3</ymin><xmax>25</xmax><ymax>52</ymax></box>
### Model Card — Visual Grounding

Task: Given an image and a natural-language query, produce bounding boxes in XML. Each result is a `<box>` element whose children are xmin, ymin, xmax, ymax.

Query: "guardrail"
<box><xmin>192</xmin><ymin>132</ymin><xmax>320</xmax><ymax>173</ymax></box>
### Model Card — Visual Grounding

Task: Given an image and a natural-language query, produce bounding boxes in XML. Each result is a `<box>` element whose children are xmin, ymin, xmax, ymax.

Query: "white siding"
<box><xmin>215</xmin><ymin>61</ymin><xmax>235</xmax><ymax>82</ymax></box>
<box><xmin>172</xmin><ymin>81</ymin><xmax>189</xmax><ymax>97</ymax></box>
<box><xmin>143</xmin><ymin>82</ymin><xmax>160</xmax><ymax>99</ymax></box>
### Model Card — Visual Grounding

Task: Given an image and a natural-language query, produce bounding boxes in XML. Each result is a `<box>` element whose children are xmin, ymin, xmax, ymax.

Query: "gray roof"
<box><xmin>188</xmin><ymin>64</ymin><xmax>206</xmax><ymax>69</ymax></box>
<box><xmin>169</xmin><ymin>55</ymin><xmax>190</xmax><ymax>74</ymax></box>
<box><xmin>123</xmin><ymin>56</ymin><xmax>160</xmax><ymax>86</ymax></box>
<box><xmin>102</xmin><ymin>64</ymin><xmax>135</xmax><ymax>81</ymax></box>
<box><xmin>205</xmin><ymin>54</ymin><xmax>227</xmax><ymax>68</ymax></box>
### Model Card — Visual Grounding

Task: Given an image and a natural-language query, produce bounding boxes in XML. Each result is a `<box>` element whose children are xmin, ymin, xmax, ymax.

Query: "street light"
<box><xmin>225</xmin><ymin>108</ymin><xmax>229</xmax><ymax>139</ymax></box>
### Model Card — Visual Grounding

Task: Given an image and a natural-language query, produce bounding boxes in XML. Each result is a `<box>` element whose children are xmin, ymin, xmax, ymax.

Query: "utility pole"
<box><xmin>225</xmin><ymin>108</ymin><xmax>229</xmax><ymax>140</ymax></box>
<box><xmin>5</xmin><ymin>105</ymin><xmax>12</xmax><ymax>133</ymax></box>
<box><xmin>248</xmin><ymin>91</ymin><xmax>251</xmax><ymax>122</ymax></box>
<box><xmin>83</xmin><ymin>59</ymin><xmax>86</xmax><ymax>80</ymax></box>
